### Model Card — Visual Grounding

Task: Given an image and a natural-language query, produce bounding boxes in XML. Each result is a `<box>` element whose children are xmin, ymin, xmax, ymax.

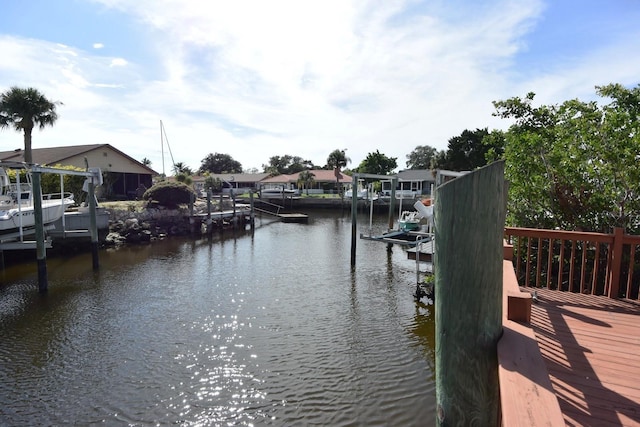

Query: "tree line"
<box><xmin>3</xmin><ymin>83</ymin><xmax>640</xmax><ymax>233</ymax></box>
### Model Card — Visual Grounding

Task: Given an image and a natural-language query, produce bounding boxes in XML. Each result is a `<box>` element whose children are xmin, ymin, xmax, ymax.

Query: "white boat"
<box><xmin>398</xmin><ymin>210</ymin><xmax>421</xmax><ymax>231</ymax></box>
<box><xmin>345</xmin><ymin>188</ymin><xmax>378</xmax><ymax>201</ymax></box>
<box><xmin>260</xmin><ymin>187</ymin><xmax>298</xmax><ymax>198</ymax></box>
<box><xmin>398</xmin><ymin>201</ymin><xmax>434</xmax><ymax>232</ymax></box>
<box><xmin>0</xmin><ymin>167</ymin><xmax>75</xmax><ymax>235</ymax></box>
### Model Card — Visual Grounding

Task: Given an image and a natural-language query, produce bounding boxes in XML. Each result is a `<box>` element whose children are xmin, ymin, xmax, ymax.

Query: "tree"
<box><xmin>297</xmin><ymin>170</ymin><xmax>316</xmax><ymax>195</ymax></box>
<box><xmin>199</xmin><ymin>153</ymin><xmax>242</xmax><ymax>174</ymax></box>
<box><xmin>326</xmin><ymin>149</ymin><xmax>351</xmax><ymax>195</ymax></box>
<box><xmin>141</xmin><ymin>157</ymin><xmax>152</xmax><ymax>167</ymax></box>
<box><xmin>493</xmin><ymin>83</ymin><xmax>640</xmax><ymax>233</ymax></box>
<box><xmin>262</xmin><ymin>155</ymin><xmax>313</xmax><ymax>175</ymax></box>
<box><xmin>406</xmin><ymin>145</ymin><xmax>439</xmax><ymax>169</ymax></box>
<box><xmin>326</xmin><ymin>149</ymin><xmax>350</xmax><ymax>171</ymax></box>
<box><xmin>356</xmin><ymin>150</ymin><xmax>398</xmax><ymax>175</ymax></box>
<box><xmin>432</xmin><ymin>128</ymin><xmax>500</xmax><ymax>171</ymax></box>
<box><xmin>173</xmin><ymin>161</ymin><xmax>193</xmax><ymax>176</ymax></box>
<box><xmin>0</xmin><ymin>86</ymin><xmax>60</xmax><ymax>163</ymax></box>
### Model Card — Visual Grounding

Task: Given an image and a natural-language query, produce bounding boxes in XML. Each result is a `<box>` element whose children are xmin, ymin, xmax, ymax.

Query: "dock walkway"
<box><xmin>529</xmin><ymin>289</ymin><xmax>640</xmax><ymax>426</ymax></box>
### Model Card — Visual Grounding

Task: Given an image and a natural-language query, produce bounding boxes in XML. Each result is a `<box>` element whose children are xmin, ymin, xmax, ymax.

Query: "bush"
<box><xmin>142</xmin><ymin>181</ymin><xmax>195</xmax><ymax>207</ymax></box>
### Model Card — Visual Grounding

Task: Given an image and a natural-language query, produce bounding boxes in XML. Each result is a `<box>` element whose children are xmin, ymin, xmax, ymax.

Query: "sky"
<box><xmin>1</xmin><ymin>0</ymin><xmax>639</xmax><ymax>175</ymax></box>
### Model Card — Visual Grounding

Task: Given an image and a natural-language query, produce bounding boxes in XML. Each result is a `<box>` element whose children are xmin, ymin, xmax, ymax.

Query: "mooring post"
<box><xmin>388</xmin><ymin>179</ymin><xmax>397</xmax><ymax>230</ymax></box>
<box><xmin>249</xmin><ymin>190</ymin><xmax>255</xmax><ymax>230</ymax></box>
<box><xmin>434</xmin><ymin>161</ymin><xmax>505</xmax><ymax>426</ymax></box>
<box><xmin>88</xmin><ymin>177</ymin><xmax>99</xmax><ymax>270</ymax></box>
<box><xmin>206</xmin><ymin>190</ymin><xmax>212</xmax><ymax>235</ymax></box>
<box><xmin>350</xmin><ymin>174</ymin><xmax>358</xmax><ymax>266</ymax></box>
<box><xmin>32</xmin><ymin>171</ymin><xmax>48</xmax><ymax>293</ymax></box>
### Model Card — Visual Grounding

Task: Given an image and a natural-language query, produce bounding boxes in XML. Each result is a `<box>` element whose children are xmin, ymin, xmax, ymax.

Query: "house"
<box><xmin>260</xmin><ymin>169</ymin><xmax>353</xmax><ymax>194</ymax></box>
<box><xmin>381</xmin><ymin>169</ymin><xmax>436</xmax><ymax>197</ymax></box>
<box><xmin>0</xmin><ymin>144</ymin><xmax>157</xmax><ymax>200</ymax></box>
<box><xmin>190</xmin><ymin>173</ymin><xmax>271</xmax><ymax>195</ymax></box>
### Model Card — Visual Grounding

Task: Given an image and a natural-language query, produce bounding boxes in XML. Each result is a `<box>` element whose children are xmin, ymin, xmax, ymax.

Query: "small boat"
<box><xmin>259</xmin><ymin>187</ymin><xmax>298</xmax><ymax>198</ymax></box>
<box><xmin>0</xmin><ymin>167</ymin><xmax>75</xmax><ymax>235</ymax></box>
<box><xmin>345</xmin><ymin>188</ymin><xmax>378</xmax><ymax>201</ymax></box>
<box><xmin>398</xmin><ymin>210</ymin><xmax>421</xmax><ymax>231</ymax></box>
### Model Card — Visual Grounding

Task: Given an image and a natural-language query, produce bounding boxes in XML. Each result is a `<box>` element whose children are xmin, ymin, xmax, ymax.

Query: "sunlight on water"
<box><xmin>0</xmin><ymin>210</ymin><xmax>436</xmax><ymax>426</ymax></box>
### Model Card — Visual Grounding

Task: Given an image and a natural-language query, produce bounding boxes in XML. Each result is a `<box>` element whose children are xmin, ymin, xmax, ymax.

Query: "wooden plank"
<box><xmin>498</xmin><ymin>322</ymin><xmax>565</xmax><ymax>427</ymax></box>
<box><xmin>529</xmin><ymin>288</ymin><xmax>640</xmax><ymax>426</ymax></box>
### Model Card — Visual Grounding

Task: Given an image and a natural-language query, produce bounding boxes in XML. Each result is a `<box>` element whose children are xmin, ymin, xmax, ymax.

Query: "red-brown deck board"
<box><xmin>528</xmin><ymin>288</ymin><xmax>640</xmax><ymax>426</ymax></box>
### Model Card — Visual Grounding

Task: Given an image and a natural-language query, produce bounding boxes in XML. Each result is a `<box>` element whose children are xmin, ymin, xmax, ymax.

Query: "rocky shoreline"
<box><xmin>104</xmin><ymin>199</ymin><xmax>245</xmax><ymax>246</ymax></box>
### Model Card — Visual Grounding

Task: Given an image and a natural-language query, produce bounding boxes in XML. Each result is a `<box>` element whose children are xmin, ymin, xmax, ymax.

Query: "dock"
<box><xmin>530</xmin><ymin>288</ymin><xmax>640</xmax><ymax>426</ymax></box>
<box><xmin>277</xmin><ymin>213</ymin><xmax>308</xmax><ymax>223</ymax></box>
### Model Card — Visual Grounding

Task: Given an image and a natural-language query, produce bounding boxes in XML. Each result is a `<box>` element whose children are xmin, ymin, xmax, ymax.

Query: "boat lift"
<box><xmin>0</xmin><ymin>161</ymin><xmax>103</xmax><ymax>292</ymax></box>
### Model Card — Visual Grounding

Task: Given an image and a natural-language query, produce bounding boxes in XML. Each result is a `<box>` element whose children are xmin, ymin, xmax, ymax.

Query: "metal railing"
<box><xmin>504</xmin><ymin>227</ymin><xmax>640</xmax><ymax>299</ymax></box>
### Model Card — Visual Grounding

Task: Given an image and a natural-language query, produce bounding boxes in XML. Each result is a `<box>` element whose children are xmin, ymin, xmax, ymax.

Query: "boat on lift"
<box><xmin>0</xmin><ymin>166</ymin><xmax>75</xmax><ymax>235</ymax></box>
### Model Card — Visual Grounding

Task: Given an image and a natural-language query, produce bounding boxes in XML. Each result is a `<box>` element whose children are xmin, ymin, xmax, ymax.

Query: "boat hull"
<box><xmin>0</xmin><ymin>199</ymin><xmax>74</xmax><ymax>233</ymax></box>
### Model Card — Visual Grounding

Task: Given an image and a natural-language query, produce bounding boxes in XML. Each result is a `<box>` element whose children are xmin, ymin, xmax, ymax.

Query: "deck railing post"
<box><xmin>434</xmin><ymin>161</ymin><xmax>506</xmax><ymax>426</ymax></box>
<box><xmin>608</xmin><ymin>227</ymin><xmax>624</xmax><ymax>298</ymax></box>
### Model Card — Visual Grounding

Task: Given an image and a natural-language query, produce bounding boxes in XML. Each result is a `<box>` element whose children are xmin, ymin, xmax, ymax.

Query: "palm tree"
<box><xmin>141</xmin><ymin>157</ymin><xmax>152</xmax><ymax>167</ymax></box>
<box><xmin>0</xmin><ymin>87</ymin><xmax>61</xmax><ymax>163</ymax></box>
<box><xmin>326</xmin><ymin>149</ymin><xmax>351</xmax><ymax>196</ymax></box>
<box><xmin>172</xmin><ymin>161</ymin><xmax>193</xmax><ymax>176</ymax></box>
<box><xmin>297</xmin><ymin>170</ymin><xmax>315</xmax><ymax>195</ymax></box>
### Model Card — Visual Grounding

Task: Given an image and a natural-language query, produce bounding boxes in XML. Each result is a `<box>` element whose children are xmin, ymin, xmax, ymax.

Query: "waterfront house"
<box><xmin>260</xmin><ymin>169</ymin><xmax>352</xmax><ymax>194</ymax></box>
<box><xmin>189</xmin><ymin>173</ymin><xmax>271</xmax><ymax>195</ymax></box>
<box><xmin>381</xmin><ymin>169</ymin><xmax>436</xmax><ymax>197</ymax></box>
<box><xmin>0</xmin><ymin>144</ymin><xmax>157</xmax><ymax>200</ymax></box>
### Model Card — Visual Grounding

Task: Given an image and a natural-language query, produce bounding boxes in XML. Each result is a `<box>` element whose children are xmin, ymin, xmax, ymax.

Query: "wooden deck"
<box><xmin>529</xmin><ymin>289</ymin><xmax>640</xmax><ymax>426</ymax></box>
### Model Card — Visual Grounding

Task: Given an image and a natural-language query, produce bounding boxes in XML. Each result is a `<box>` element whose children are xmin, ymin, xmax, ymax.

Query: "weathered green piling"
<box><xmin>32</xmin><ymin>172</ymin><xmax>48</xmax><ymax>293</ymax></box>
<box><xmin>434</xmin><ymin>161</ymin><xmax>506</xmax><ymax>426</ymax></box>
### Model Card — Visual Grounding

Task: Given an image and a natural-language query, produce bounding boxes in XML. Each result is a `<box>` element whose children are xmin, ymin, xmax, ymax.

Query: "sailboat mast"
<box><xmin>160</xmin><ymin>120</ymin><xmax>165</xmax><ymax>177</ymax></box>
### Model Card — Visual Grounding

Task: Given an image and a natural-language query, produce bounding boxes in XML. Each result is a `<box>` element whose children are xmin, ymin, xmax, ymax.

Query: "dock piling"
<box><xmin>434</xmin><ymin>161</ymin><xmax>506</xmax><ymax>426</ymax></box>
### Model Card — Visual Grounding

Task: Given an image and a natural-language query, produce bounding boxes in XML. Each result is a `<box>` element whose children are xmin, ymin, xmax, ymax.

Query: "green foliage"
<box><xmin>40</xmin><ymin>164</ymin><xmax>86</xmax><ymax>203</ymax></box>
<box><xmin>406</xmin><ymin>145</ymin><xmax>439</xmax><ymax>169</ymax></box>
<box><xmin>203</xmin><ymin>175</ymin><xmax>222</xmax><ymax>193</ymax></box>
<box><xmin>432</xmin><ymin>128</ymin><xmax>501</xmax><ymax>171</ymax></box>
<box><xmin>262</xmin><ymin>155</ymin><xmax>314</xmax><ymax>175</ymax></box>
<box><xmin>142</xmin><ymin>180</ymin><xmax>196</xmax><ymax>207</ymax></box>
<box><xmin>356</xmin><ymin>150</ymin><xmax>397</xmax><ymax>175</ymax></box>
<box><xmin>493</xmin><ymin>83</ymin><xmax>640</xmax><ymax>233</ymax></box>
<box><xmin>0</xmin><ymin>86</ymin><xmax>60</xmax><ymax>163</ymax></box>
<box><xmin>199</xmin><ymin>153</ymin><xmax>242</xmax><ymax>174</ymax></box>
<box><xmin>297</xmin><ymin>170</ymin><xmax>316</xmax><ymax>194</ymax></box>
<box><xmin>175</xmin><ymin>173</ymin><xmax>193</xmax><ymax>186</ymax></box>
<box><xmin>325</xmin><ymin>149</ymin><xmax>351</xmax><ymax>170</ymax></box>
<box><xmin>173</xmin><ymin>162</ymin><xmax>193</xmax><ymax>176</ymax></box>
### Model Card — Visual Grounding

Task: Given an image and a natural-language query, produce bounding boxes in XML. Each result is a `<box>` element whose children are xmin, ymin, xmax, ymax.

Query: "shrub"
<box><xmin>142</xmin><ymin>181</ymin><xmax>195</xmax><ymax>207</ymax></box>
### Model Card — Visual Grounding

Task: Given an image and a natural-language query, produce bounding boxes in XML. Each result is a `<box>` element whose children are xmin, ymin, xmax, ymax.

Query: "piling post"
<box><xmin>32</xmin><ymin>171</ymin><xmax>48</xmax><ymax>293</ymax></box>
<box><xmin>249</xmin><ymin>190</ymin><xmax>255</xmax><ymax>230</ymax></box>
<box><xmin>88</xmin><ymin>176</ymin><xmax>99</xmax><ymax>270</ymax></box>
<box><xmin>206</xmin><ymin>190</ymin><xmax>212</xmax><ymax>235</ymax></box>
<box><xmin>388</xmin><ymin>179</ymin><xmax>397</xmax><ymax>231</ymax></box>
<box><xmin>434</xmin><ymin>161</ymin><xmax>506</xmax><ymax>426</ymax></box>
<box><xmin>350</xmin><ymin>174</ymin><xmax>358</xmax><ymax>266</ymax></box>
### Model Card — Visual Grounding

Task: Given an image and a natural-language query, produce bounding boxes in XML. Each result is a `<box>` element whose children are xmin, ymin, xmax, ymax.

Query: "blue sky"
<box><xmin>1</xmin><ymin>0</ymin><xmax>639</xmax><ymax>174</ymax></box>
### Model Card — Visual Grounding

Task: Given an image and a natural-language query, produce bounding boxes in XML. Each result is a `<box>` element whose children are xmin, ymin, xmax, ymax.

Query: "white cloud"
<box><xmin>109</xmin><ymin>58</ymin><xmax>128</xmax><ymax>67</ymax></box>
<box><xmin>2</xmin><ymin>0</ymin><xmax>640</xmax><ymax>173</ymax></box>
<box><xmin>93</xmin><ymin>43</ymin><xmax>104</xmax><ymax>49</ymax></box>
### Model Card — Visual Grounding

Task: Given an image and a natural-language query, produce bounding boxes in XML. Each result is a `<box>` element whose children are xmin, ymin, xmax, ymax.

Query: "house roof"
<box><xmin>397</xmin><ymin>169</ymin><xmax>436</xmax><ymax>182</ymax></box>
<box><xmin>0</xmin><ymin>144</ymin><xmax>157</xmax><ymax>174</ymax></box>
<box><xmin>261</xmin><ymin>169</ymin><xmax>352</xmax><ymax>184</ymax></box>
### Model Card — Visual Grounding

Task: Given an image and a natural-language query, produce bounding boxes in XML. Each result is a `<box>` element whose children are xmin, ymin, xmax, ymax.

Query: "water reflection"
<box><xmin>0</xmin><ymin>210</ymin><xmax>436</xmax><ymax>426</ymax></box>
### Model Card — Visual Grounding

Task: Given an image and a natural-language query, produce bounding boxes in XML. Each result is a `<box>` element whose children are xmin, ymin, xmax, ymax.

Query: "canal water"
<box><xmin>0</xmin><ymin>210</ymin><xmax>436</xmax><ymax>426</ymax></box>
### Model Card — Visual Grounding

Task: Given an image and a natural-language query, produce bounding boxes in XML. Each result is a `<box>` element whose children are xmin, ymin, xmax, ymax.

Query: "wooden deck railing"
<box><xmin>504</xmin><ymin>227</ymin><xmax>640</xmax><ymax>299</ymax></box>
